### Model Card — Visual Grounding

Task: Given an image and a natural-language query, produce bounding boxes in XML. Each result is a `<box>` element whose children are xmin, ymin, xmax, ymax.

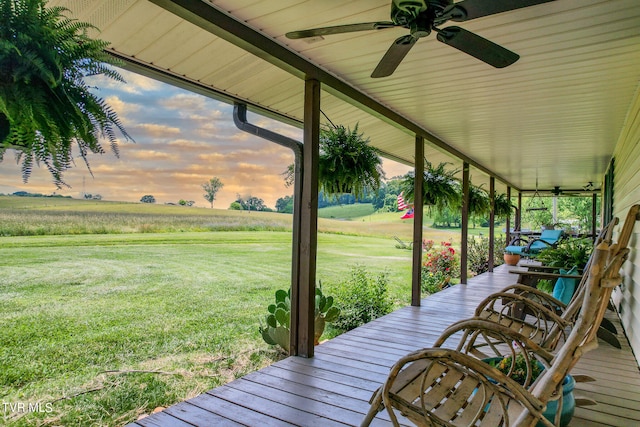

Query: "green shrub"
<box><xmin>468</xmin><ymin>234</ymin><xmax>505</xmax><ymax>275</ymax></box>
<box><xmin>331</xmin><ymin>266</ymin><xmax>392</xmax><ymax>332</ymax></box>
<box><xmin>421</xmin><ymin>241</ymin><xmax>459</xmax><ymax>294</ymax></box>
<box><xmin>421</xmin><ymin>270</ymin><xmax>450</xmax><ymax>295</ymax></box>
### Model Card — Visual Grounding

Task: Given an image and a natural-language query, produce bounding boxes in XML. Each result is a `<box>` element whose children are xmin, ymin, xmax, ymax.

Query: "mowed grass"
<box><xmin>0</xmin><ymin>196</ymin><xmax>459</xmax><ymax>426</ymax></box>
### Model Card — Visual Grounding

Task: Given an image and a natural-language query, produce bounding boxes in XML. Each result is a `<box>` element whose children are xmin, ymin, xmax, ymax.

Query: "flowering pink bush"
<box><xmin>423</xmin><ymin>241</ymin><xmax>459</xmax><ymax>276</ymax></box>
<box><xmin>421</xmin><ymin>241</ymin><xmax>460</xmax><ymax>294</ymax></box>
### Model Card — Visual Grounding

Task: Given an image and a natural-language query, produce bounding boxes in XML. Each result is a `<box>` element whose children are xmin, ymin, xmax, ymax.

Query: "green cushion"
<box><xmin>552</xmin><ymin>266</ymin><xmax>578</xmax><ymax>305</ymax></box>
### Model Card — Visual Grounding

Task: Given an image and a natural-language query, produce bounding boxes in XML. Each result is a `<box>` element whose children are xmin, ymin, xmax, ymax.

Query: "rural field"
<box><xmin>0</xmin><ymin>196</ymin><xmax>464</xmax><ymax>426</ymax></box>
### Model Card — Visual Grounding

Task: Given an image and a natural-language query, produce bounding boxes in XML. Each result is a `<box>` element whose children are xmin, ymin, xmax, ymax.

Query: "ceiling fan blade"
<box><xmin>436</xmin><ymin>26</ymin><xmax>519</xmax><ymax>68</ymax></box>
<box><xmin>286</xmin><ymin>22</ymin><xmax>395</xmax><ymax>39</ymax></box>
<box><xmin>371</xmin><ymin>35</ymin><xmax>417</xmax><ymax>78</ymax></box>
<box><xmin>443</xmin><ymin>0</ymin><xmax>557</xmax><ymax>22</ymax></box>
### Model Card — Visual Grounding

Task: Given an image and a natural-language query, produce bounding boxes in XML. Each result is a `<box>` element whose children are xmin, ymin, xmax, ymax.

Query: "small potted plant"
<box><xmin>486</xmin><ymin>353</ymin><xmax>575</xmax><ymax>427</ymax></box>
<box><xmin>503</xmin><ymin>250</ymin><xmax>521</xmax><ymax>266</ymax></box>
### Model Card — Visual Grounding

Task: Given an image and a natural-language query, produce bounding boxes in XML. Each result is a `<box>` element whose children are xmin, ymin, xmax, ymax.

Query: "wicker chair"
<box><xmin>361</xmin><ymin>206</ymin><xmax>638</xmax><ymax>427</ymax></box>
<box><xmin>474</xmin><ymin>208</ymin><xmax>636</xmax><ymax>353</ymax></box>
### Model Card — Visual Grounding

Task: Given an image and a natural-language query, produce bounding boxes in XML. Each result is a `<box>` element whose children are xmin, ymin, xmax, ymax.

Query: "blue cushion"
<box><xmin>552</xmin><ymin>266</ymin><xmax>578</xmax><ymax>305</ymax></box>
<box><xmin>539</xmin><ymin>229</ymin><xmax>563</xmax><ymax>243</ymax></box>
<box><xmin>504</xmin><ymin>245</ymin><xmax>525</xmax><ymax>255</ymax></box>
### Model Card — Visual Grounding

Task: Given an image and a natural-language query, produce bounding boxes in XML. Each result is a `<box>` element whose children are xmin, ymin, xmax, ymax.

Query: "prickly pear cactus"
<box><xmin>259</xmin><ymin>285</ymin><xmax>340</xmax><ymax>351</ymax></box>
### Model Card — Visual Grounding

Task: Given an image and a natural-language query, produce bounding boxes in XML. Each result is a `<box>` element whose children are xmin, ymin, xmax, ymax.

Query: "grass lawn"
<box><xmin>0</xmin><ymin>227</ymin><xmax>418</xmax><ymax>424</ymax></box>
<box><xmin>0</xmin><ymin>196</ymin><xmax>466</xmax><ymax>426</ymax></box>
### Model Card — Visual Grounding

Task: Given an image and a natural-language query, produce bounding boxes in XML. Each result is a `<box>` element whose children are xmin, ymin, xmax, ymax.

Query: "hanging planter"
<box><xmin>494</xmin><ymin>193</ymin><xmax>515</xmax><ymax>218</ymax></box>
<box><xmin>467</xmin><ymin>185</ymin><xmax>490</xmax><ymax>217</ymax></box>
<box><xmin>401</xmin><ymin>161</ymin><xmax>461</xmax><ymax>213</ymax></box>
<box><xmin>0</xmin><ymin>0</ymin><xmax>133</xmax><ymax>187</ymax></box>
<box><xmin>318</xmin><ymin>124</ymin><xmax>383</xmax><ymax>199</ymax></box>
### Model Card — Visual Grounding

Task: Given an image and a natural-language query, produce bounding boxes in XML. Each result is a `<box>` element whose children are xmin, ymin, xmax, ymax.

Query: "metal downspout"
<box><xmin>232</xmin><ymin>103</ymin><xmax>304</xmax><ymax>355</ymax></box>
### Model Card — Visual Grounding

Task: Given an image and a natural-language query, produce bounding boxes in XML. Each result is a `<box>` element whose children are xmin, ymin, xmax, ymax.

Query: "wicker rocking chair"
<box><xmin>361</xmin><ymin>207</ymin><xmax>637</xmax><ymax>427</ymax></box>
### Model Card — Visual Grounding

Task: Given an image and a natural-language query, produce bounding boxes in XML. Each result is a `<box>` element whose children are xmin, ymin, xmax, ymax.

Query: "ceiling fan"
<box><xmin>286</xmin><ymin>0</ymin><xmax>556</xmax><ymax>78</ymax></box>
<box><xmin>552</xmin><ymin>186</ymin><xmax>594</xmax><ymax>197</ymax></box>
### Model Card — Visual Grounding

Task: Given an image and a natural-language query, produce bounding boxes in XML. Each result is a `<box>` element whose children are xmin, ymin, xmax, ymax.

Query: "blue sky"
<box><xmin>0</xmin><ymin>69</ymin><xmax>410</xmax><ymax>209</ymax></box>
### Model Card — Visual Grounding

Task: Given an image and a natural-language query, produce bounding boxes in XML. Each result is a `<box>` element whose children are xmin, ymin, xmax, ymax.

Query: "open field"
<box><xmin>0</xmin><ymin>196</ymin><xmax>489</xmax><ymax>240</ymax></box>
<box><xmin>0</xmin><ymin>196</ymin><xmax>465</xmax><ymax>426</ymax></box>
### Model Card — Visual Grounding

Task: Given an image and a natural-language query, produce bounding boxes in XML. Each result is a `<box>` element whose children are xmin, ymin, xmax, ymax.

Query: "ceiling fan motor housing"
<box><xmin>392</xmin><ymin>0</ymin><xmax>428</xmax><ymax>17</ymax></box>
<box><xmin>392</xmin><ymin>0</ymin><xmax>450</xmax><ymax>37</ymax></box>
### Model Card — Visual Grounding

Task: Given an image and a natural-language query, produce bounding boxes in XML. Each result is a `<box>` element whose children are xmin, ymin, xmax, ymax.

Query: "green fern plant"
<box><xmin>468</xmin><ymin>184</ymin><xmax>490</xmax><ymax>217</ymax></box>
<box><xmin>281</xmin><ymin>123</ymin><xmax>383</xmax><ymax>199</ymax></box>
<box><xmin>318</xmin><ymin>124</ymin><xmax>383</xmax><ymax>199</ymax></box>
<box><xmin>0</xmin><ymin>0</ymin><xmax>133</xmax><ymax>187</ymax></box>
<box><xmin>494</xmin><ymin>193</ymin><xmax>515</xmax><ymax>218</ymax></box>
<box><xmin>401</xmin><ymin>161</ymin><xmax>461</xmax><ymax>213</ymax></box>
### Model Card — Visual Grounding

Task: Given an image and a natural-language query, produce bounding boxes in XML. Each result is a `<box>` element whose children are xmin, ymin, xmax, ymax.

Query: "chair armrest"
<box><xmin>526</xmin><ymin>265</ymin><xmax>584</xmax><ymax>275</ymax></box>
<box><xmin>525</xmin><ymin>238</ymin><xmax>555</xmax><ymax>251</ymax></box>
<box><xmin>474</xmin><ymin>292</ymin><xmax>568</xmax><ymax>326</ymax></box>
<box><xmin>496</xmin><ymin>284</ymin><xmax>567</xmax><ymax>310</ymax></box>
<box><xmin>508</xmin><ymin>236</ymin><xmax>530</xmax><ymax>246</ymax></box>
<box><xmin>510</xmin><ymin>270</ymin><xmax>582</xmax><ymax>281</ymax></box>
<box><xmin>379</xmin><ymin>348</ymin><xmax>547</xmax><ymax>427</ymax></box>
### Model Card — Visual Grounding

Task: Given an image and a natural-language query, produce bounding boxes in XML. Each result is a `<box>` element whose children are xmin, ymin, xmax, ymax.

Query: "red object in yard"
<box><xmin>401</xmin><ymin>208</ymin><xmax>414</xmax><ymax>220</ymax></box>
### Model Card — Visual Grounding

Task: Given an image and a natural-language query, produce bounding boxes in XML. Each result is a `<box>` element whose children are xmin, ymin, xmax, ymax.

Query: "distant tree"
<box><xmin>202</xmin><ymin>177</ymin><xmax>224</xmax><ymax>208</ymax></box>
<box><xmin>229</xmin><ymin>201</ymin><xmax>242</xmax><ymax>210</ymax></box>
<box><xmin>248</xmin><ymin>196</ymin><xmax>266</xmax><ymax>211</ymax></box>
<box><xmin>0</xmin><ymin>0</ymin><xmax>133</xmax><ymax>187</ymax></box>
<box><xmin>276</xmin><ymin>195</ymin><xmax>294</xmax><ymax>213</ymax></box>
<box><xmin>381</xmin><ymin>193</ymin><xmax>398</xmax><ymax>212</ymax></box>
<box><xmin>234</xmin><ymin>194</ymin><xmax>267</xmax><ymax>212</ymax></box>
<box><xmin>140</xmin><ymin>195</ymin><xmax>155</xmax><ymax>204</ymax></box>
<box><xmin>178</xmin><ymin>199</ymin><xmax>194</xmax><ymax>207</ymax></box>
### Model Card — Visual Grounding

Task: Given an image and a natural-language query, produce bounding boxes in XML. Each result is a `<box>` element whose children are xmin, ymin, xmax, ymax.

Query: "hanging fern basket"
<box><xmin>401</xmin><ymin>161</ymin><xmax>461</xmax><ymax>213</ymax></box>
<box><xmin>318</xmin><ymin>124</ymin><xmax>383</xmax><ymax>199</ymax></box>
<box><xmin>494</xmin><ymin>193</ymin><xmax>515</xmax><ymax>218</ymax></box>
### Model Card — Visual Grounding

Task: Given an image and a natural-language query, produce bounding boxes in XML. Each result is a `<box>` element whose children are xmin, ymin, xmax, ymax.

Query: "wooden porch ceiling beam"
<box><xmin>147</xmin><ymin>0</ymin><xmax>518</xmax><ymax>190</ymax></box>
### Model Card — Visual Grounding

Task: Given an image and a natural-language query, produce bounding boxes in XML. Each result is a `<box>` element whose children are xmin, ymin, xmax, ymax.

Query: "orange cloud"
<box><xmin>135</xmin><ymin>123</ymin><xmax>181</xmax><ymax>137</ymax></box>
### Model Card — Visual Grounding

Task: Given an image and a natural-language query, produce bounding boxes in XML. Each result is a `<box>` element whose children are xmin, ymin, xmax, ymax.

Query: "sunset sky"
<box><xmin>0</xmin><ymin>69</ymin><xmax>411</xmax><ymax>209</ymax></box>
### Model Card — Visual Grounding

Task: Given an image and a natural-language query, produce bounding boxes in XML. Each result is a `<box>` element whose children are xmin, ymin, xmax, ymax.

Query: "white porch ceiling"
<box><xmin>52</xmin><ymin>0</ymin><xmax>640</xmax><ymax>194</ymax></box>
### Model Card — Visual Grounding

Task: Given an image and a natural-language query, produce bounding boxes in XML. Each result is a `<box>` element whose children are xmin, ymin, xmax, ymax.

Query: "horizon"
<box><xmin>0</xmin><ymin>69</ymin><xmax>412</xmax><ymax>210</ymax></box>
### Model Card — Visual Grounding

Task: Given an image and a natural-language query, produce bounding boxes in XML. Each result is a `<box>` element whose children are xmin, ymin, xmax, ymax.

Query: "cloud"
<box><xmin>104</xmin><ymin>96</ymin><xmax>142</xmax><ymax>127</ymax></box>
<box><xmin>116</xmin><ymin>70</ymin><xmax>163</xmax><ymax>94</ymax></box>
<box><xmin>0</xmin><ymin>67</ymin><xmax>412</xmax><ymax>210</ymax></box>
<box><xmin>135</xmin><ymin>123</ymin><xmax>181</xmax><ymax>138</ymax></box>
<box><xmin>159</xmin><ymin>93</ymin><xmax>206</xmax><ymax>111</ymax></box>
<box><xmin>122</xmin><ymin>149</ymin><xmax>176</xmax><ymax>162</ymax></box>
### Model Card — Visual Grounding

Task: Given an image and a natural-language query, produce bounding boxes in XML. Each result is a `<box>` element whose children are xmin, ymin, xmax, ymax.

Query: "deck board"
<box><xmin>130</xmin><ymin>265</ymin><xmax>640</xmax><ymax>426</ymax></box>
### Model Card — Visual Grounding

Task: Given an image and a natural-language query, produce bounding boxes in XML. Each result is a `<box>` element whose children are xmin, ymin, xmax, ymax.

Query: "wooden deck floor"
<box><xmin>129</xmin><ymin>265</ymin><xmax>640</xmax><ymax>427</ymax></box>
